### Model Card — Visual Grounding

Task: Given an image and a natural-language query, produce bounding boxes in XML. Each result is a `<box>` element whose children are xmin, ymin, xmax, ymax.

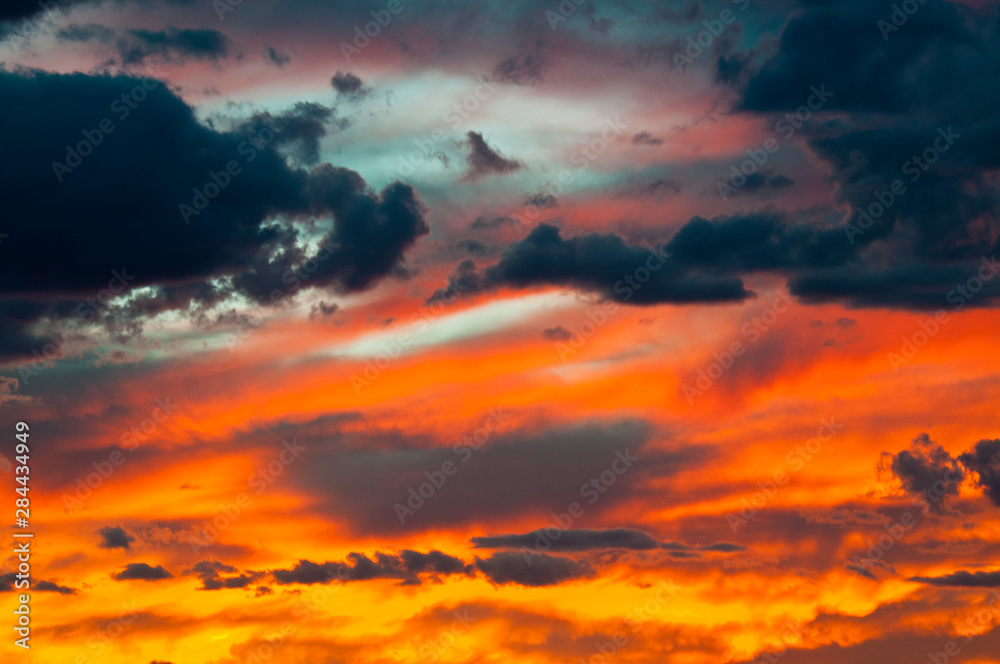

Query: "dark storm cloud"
<box><xmin>910</xmin><ymin>569</ymin><xmax>1000</xmax><ymax>588</ymax></box>
<box><xmin>270</xmin><ymin>559</ymin><xmax>336</xmax><ymax>585</ymax></box>
<box><xmin>716</xmin><ymin>49</ymin><xmax>752</xmax><ymax>86</ymax></box>
<box><xmin>740</xmin><ymin>0</ymin><xmax>969</xmax><ymax>114</ymax></box>
<box><xmin>56</xmin><ymin>23</ymin><xmax>232</xmax><ymax>64</ymax></box>
<box><xmin>57</xmin><ymin>23</ymin><xmax>116</xmax><ymax>43</ymax></box>
<box><xmin>0</xmin><ymin>69</ymin><xmax>428</xmax><ymax>362</ymax></box>
<box><xmin>461</xmin><ymin>131</ymin><xmax>524</xmax><ymax>181</ymax></box>
<box><xmin>469</xmin><ymin>530</ymin><xmax>743</xmax><ymax>555</ymax></box>
<box><xmin>271</xmin><ymin>549</ymin><xmax>595</xmax><ymax>588</ymax></box>
<box><xmin>331</xmin><ymin>71</ymin><xmax>369</xmax><ymax>97</ymax></box>
<box><xmin>0</xmin><ymin>0</ymin><xmax>55</xmax><ymax>21</ymax></box>
<box><xmin>491</xmin><ymin>40</ymin><xmax>550</xmax><ymax>86</ymax></box>
<box><xmin>664</xmin><ymin>214</ymin><xmax>846</xmax><ymax>272</ymax></box>
<box><xmin>474</xmin><ymin>552</ymin><xmax>593</xmax><ymax>587</ymax></box>
<box><xmin>720</xmin><ymin>0</ymin><xmax>1000</xmax><ymax>308</ymax></box>
<box><xmin>806</xmin><ymin>125</ymin><xmax>1000</xmax><ymax>263</ymax></box>
<box><xmin>880</xmin><ymin>434</ymin><xmax>963</xmax><ymax>511</ymax></box>
<box><xmin>469</xmin><ymin>531</ymin><xmax>743</xmax><ymax>555</ymax></box>
<box><xmin>445</xmin><ymin>188</ymin><xmax>836</xmax><ymax>297</ymax></box>
<box><xmin>299</xmin><ymin>164</ymin><xmax>429</xmax><ymax>293</ymax></box>
<box><xmin>0</xmin><ymin>573</ymin><xmax>77</xmax><ymax>594</ymax></box>
<box><xmin>698</xmin><ymin>542</ymin><xmax>745</xmax><ymax>553</ymax></box>
<box><xmin>426</xmin><ymin>258</ymin><xmax>482</xmax><ymax>304</ymax></box>
<box><xmin>454</xmin><ymin>239</ymin><xmax>488</xmax><ymax>256</ymax></box>
<box><xmin>470</xmin><ymin>215</ymin><xmax>518</xmax><ymax>230</ymax></box>
<box><xmin>309</xmin><ymin>300</ymin><xmax>340</xmax><ymax>319</ymax></box>
<box><xmin>112</xmin><ymin>563</ymin><xmax>173</xmax><ymax>581</ymax></box>
<box><xmin>444</xmin><ymin>202</ymin><xmax>997</xmax><ymax>310</ymax></box>
<box><xmin>472</xmin><ymin>528</ymin><xmax>660</xmax><ymax>552</ymax></box>
<box><xmin>0</xmin><ymin>69</ymin><xmax>382</xmax><ymax>293</ymax></box>
<box><xmin>958</xmin><ymin>439</ymin><xmax>1000</xmax><ymax>507</ymax></box>
<box><xmin>721</xmin><ymin>171</ymin><xmax>793</xmax><ymax>196</ymax></box>
<box><xmin>543</xmin><ymin>326</ymin><xmax>572</xmax><ymax>341</ymax></box>
<box><xmin>788</xmin><ymin>263</ymin><xmax>1000</xmax><ymax>310</ymax></box>
<box><xmin>452</xmin><ymin>178</ymin><xmax>996</xmax><ymax>310</ymax></box>
<box><xmin>35</xmin><ymin>580</ymin><xmax>79</xmax><ymax>594</ymax></box>
<box><xmin>265</xmin><ymin>44</ymin><xmax>290</xmax><ymax>67</ymax></box>
<box><xmin>524</xmin><ymin>192</ymin><xmax>558</xmax><ymax>208</ymax></box>
<box><xmin>0</xmin><ymin>301</ymin><xmax>63</xmax><ymax>362</ymax></box>
<box><xmin>188</xmin><ymin>560</ymin><xmax>263</xmax><ymax>590</ymax></box>
<box><xmin>846</xmin><ymin>563</ymin><xmax>878</xmax><ymax>581</ymax></box>
<box><xmin>399</xmin><ymin>549</ymin><xmax>471</xmax><ymax>576</ymax></box>
<box><xmin>474</xmin><ymin>223</ymin><xmax>750</xmax><ymax>304</ymax></box>
<box><xmin>271</xmin><ymin>550</ymin><xmax>471</xmax><ymax>586</ymax></box>
<box><xmin>0</xmin><ymin>0</ymin><xmax>193</xmax><ymax>25</ymax></box>
<box><xmin>234</xmin><ymin>101</ymin><xmax>344</xmax><ymax>165</ymax></box>
<box><xmin>631</xmin><ymin>131</ymin><xmax>663</xmax><ymax>146</ymax></box>
<box><xmin>97</xmin><ymin>525</ymin><xmax>135</xmax><ymax>550</ymax></box>
<box><xmin>115</xmin><ymin>27</ymin><xmax>230</xmax><ymax>65</ymax></box>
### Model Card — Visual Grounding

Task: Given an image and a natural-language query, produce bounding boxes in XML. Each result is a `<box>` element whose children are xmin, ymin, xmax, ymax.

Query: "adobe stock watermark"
<box><xmin>509</xmin><ymin>116</ymin><xmax>629</xmax><ymax>233</ymax></box>
<box><xmin>726</xmin><ymin>417</ymin><xmax>844</xmax><ymax>533</ymax></box>
<box><xmin>878</xmin><ymin>0</ymin><xmax>929</xmax><ymax>41</ymax></box>
<box><xmin>926</xmin><ymin>590</ymin><xmax>1000</xmax><ymax>664</ymax></box>
<box><xmin>843</xmin><ymin>126</ymin><xmax>960</xmax><ymax>243</ymax></box>
<box><xmin>187</xmin><ymin>438</ymin><xmax>306</xmax><ymax>552</ymax></box>
<box><xmin>62</xmin><ymin>398</ymin><xmax>180</xmax><ymax>512</ymax></box>
<box><xmin>519</xmin><ymin>448</ymin><xmax>639</xmax><ymax>564</ymax></box>
<box><xmin>338</xmin><ymin>0</ymin><xmax>415</xmax><ymax>62</ymax></box>
<box><xmin>682</xmin><ymin>289</ymin><xmax>794</xmax><ymax>403</ymax></box>
<box><xmin>394</xmin><ymin>409</ymin><xmax>511</xmax><ymax>525</ymax></box>
<box><xmin>717</xmin><ymin>85</ymin><xmax>833</xmax><ymax>200</ymax></box>
<box><xmin>672</xmin><ymin>0</ymin><xmax>751</xmax><ymax>71</ymax></box>
<box><xmin>211</xmin><ymin>0</ymin><xmax>243</xmax><ymax>21</ymax></box>
<box><xmin>887</xmin><ymin>254</ymin><xmax>998</xmax><ymax>372</ymax></box>
<box><xmin>545</xmin><ymin>0</ymin><xmax>584</xmax><ymax>29</ymax></box>
<box><xmin>552</xmin><ymin>246</ymin><xmax>671</xmax><ymax>362</ymax></box>
<box><xmin>179</xmin><ymin>115</ymin><xmax>290</xmax><ymax>224</ymax></box>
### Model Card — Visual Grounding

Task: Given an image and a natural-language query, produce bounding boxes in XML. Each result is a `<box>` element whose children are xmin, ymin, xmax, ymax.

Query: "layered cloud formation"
<box><xmin>1</xmin><ymin>1</ymin><xmax>999</xmax><ymax>663</ymax></box>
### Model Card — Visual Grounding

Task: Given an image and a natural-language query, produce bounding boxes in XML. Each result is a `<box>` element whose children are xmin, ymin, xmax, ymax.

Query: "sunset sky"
<box><xmin>1</xmin><ymin>0</ymin><xmax>1000</xmax><ymax>662</ymax></box>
